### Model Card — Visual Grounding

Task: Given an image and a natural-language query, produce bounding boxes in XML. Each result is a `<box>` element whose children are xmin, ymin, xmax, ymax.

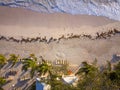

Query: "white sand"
<box><xmin>0</xmin><ymin>6</ymin><xmax>120</xmax><ymax>65</ymax></box>
<box><xmin>0</xmin><ymin>35</ymin><xmax>120</xmax><ymax>65</ymax></box>
<box><xmin>0</xmin><ymin>6</ymin><xmax>118</xmax><ymax>39</ymax></box>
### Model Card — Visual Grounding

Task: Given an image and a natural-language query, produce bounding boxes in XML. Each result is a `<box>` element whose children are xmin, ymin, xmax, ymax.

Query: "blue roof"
<box><xmin>36</xmin><ymin>80</ymin><xmax>44</xmax><ymax>90</ymax></box>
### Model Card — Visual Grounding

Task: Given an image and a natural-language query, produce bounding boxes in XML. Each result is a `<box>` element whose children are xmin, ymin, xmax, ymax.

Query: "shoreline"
<box><xmin>0</xmin><ymin>6</ymin><xmax>119</xmax><ymax>39</ymax></box>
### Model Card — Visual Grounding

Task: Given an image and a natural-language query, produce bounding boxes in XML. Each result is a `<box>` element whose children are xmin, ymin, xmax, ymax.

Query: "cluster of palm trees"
<box><xmin>0</xmin><ymin>54</ymin><xmax>51</xmax><ymax>89</ymax></box>
<box><xmin>75</xmin><ymin>60</ymin><xmax>120</xmax><ymax>90</ymax></box>
<box><xmin>0</xmin><ymin>54</ymin><xmax>8</xmax><ymax>90</ymax></box>
<box><xmin>0</xmin><ymin>53</ymin><xmax>120</xmax><ymax>90</ymax></box>
<box><xmin>0</xmin><ymin>29</ymin><xmax>119</xmax><ymax>44</ymax></box>
<box><xmin>21</xmin><ymin>54</ymin><xmax>52</xmax><ymax>79</ymax></box>
<box><xmin>0</xmin><ymin>53</ymin><xmax>69</xmax><ymax>89</ymax></box>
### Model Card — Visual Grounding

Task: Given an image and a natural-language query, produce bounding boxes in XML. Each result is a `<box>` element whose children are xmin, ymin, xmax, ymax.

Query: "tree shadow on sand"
<box><xmin>13</xmin><ymin>62</ymin><xmax>22</xmax><ymax>68</ymax></box>
<box><xmin>15</xmin><ymin>79</ymin><xmax>30</xmax><ymax>89</ymax></box>
<box><xmin>2</xmin><ymin>61</ymin><xmax>12</xmax><ymax>69</ymax></box>
<box><xmin>111</xmin><ymin>54</ymin><xmax>120</xmax><ymax>63</ymax></box>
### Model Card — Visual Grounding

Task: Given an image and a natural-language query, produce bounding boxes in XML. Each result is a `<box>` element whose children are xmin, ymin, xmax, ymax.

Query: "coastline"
<box><xmin>0</xmin><ymin>6</ymin><xmax>120</xmax><ymax>65</ymax></box>
<box><xmin>0</xmin><ymin>6</ymin><xmax>119</xmax><ymax>39</ymax></box>
<box><xmin>0</xmin><ymin>4</ymin><xmax>120</xmax><ymax>90</ymax></box>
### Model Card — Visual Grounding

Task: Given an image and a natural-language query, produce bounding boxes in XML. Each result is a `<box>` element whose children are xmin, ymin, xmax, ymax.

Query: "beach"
<box><xmin>0</xmin><ymin>6</ymin><xmax>119</xmax><ymax>39</ymax></box>
<box><xmin>0</xmin><ymin>6</ymin><xmax>120</xmax><ymax>65</ymax></box>
<box><xmin>0</xmin><ymin>2</ymin><xmax>120</xmax><ymax>89</ymax></box>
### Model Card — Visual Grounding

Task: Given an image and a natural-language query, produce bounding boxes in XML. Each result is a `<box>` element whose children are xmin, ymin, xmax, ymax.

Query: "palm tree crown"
<box><xmin>22</xmin><ymin>56</ymin><xmax>38</xmax><ymax>78</ymax></box>
<box><xmin>37</xmin><ymin>61</ymin><xmax>52</xmax><ymax>76</ymax></box>
<box><xmin>0</xmin><ymin>54</ymin><xmax>7</xmax><ymax>69</ymax></box>
<box><xmin>8</xmin><ymin>54</ymin><xmax>19</xmax><ymax>67</ymax></box>
<box><xmin>76</xmin><ymin>61</ymin><xmax>98</xmax><ymax>77</ymax></box>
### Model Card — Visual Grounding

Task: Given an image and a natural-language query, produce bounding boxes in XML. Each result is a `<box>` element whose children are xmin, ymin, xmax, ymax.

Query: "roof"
<box><xmin>62</xmin><ymin>75</ymin><xmax>78</xmax><ymax>84</ymax></box>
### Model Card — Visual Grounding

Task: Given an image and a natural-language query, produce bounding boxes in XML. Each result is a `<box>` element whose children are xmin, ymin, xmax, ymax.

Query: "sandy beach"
<box><xmin>0</xmin><ymin>6</ymin><xmax>120</xmax><ymax>65</ymax></box>
<box><xmin>0</xmin><ymin>34</ymin><xmax>120</xmax><ymax>65</ymax></box>
<box><xmin>0</xmin><ymin>6</ymin><xmax>119</xmax><ymax>39</ymax></box>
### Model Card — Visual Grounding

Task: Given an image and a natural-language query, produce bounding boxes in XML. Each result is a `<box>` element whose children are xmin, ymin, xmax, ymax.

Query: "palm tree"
<box><xmin>114</xmin><ymin>61</ymin><xmax>120</xmax><ymax>76</ymax></box>
<box><xmin>22</xmin><ymin>57</ymin><xmax>38</xmax><ymax>78</ymax></box>
<box><xmin>102</xmin><ymin>61</ymin><xmax>120</xmax><ymax>90</ymax></box>
<box><xmin>76</xmin><ymin>61</ymin><xmax>98</xmax><ymax>89</ymax></box>
<box><xmin>0</xmin><ymin>77</ymin><xmax>6</xmax><ymax>90</ymax></box>
<box><xmin>76</xmin><ymin>61</ymin><xmax>98</xmax><ymax>77</ymax></box>
<box><xmin>37</xmin><ymin>61</ymin><xmax>52</xmax><ymax>77</ymax></box>
<box><xmin>105</xmin><ymin>61</ymin><xmax>120</xmax><ymax>89</ymax></box>
<box><xmin>114</xmin><ymin>62</ymin><xmax>120</xmax><ymax>87</ymax></box>
<box><xmin>29</xmin><ymin>54</ymin><xmax>37</xmax><ymax>61</ymax></box>
<box><xmin>8</xmin><ymin>54</ymin><xmax>19</xmax><ymax>68</ymax></box>
<box><xmin>0</xmin><ymin>54</ymin><xmax>7</xmax><ymax>69</ymax></box>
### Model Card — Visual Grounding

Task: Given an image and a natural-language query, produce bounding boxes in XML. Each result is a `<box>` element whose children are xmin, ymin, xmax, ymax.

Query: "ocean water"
<box><xmin>0</xmin><ymin>0</ymin><xmax>120</xmax><ymax>21</ymax></box>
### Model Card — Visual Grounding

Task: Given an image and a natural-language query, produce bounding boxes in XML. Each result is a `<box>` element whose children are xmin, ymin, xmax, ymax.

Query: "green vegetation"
<box><xmin>76</xmin><ymin>61</ymin><xmax>120</xmax><ymax>90</ymax></box>
<box><xmin>22</xmin><ymin>54</ymin><xmax>38</xmax><ymax>78</ymax></box>
<box><xmin>0</xmin><ymin>54</ymin><xmax>7</xmax><ymax>69</ymax></box>
<box><xmin>0</xmin><ymin>54</ymin><xmax>120</xmax><ymax>90</ymax></box>
<box><xmin>8</xmin><ymin>54</ymin><xmax>19</xmax><ymax>67</ymax></box>
<box><xmin>37</xmin><ymin>61</ymin><xmax>52</xmax><ymax>77</ymax></box>
<box><xmin>0</xmin><ymin>77</ymin><xmax>6</xmax><ymax>90</ymax></box>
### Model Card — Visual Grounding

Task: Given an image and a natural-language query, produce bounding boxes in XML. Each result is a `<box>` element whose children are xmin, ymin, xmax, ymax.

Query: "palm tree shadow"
<box><xmin>2</xmin><ymin>80</ymin><xmax>12</xmax><ymax>86</ymax></box>
<box><xmin>111</xmin><ymin>54</ymin><xmax>120</xmax><ymax>63</ymax></box>
<box><xmin>20</xmin><ymin>70</ymin><xmax>28</xmax><ymax>77</ymax></box>
<box><xmin>15</xmin><ymin>79</ymin><xmax>29</xmax><ymax>89</ymax></box>
<box><xmin>2</xmin><ymin>61</ymin><xmax>12</xmax><ymax>69</ymax></box>
<box><xmin>14</xmin><ymin>62</ymin><xmax>22</xmax><ymax>68</ymax></box>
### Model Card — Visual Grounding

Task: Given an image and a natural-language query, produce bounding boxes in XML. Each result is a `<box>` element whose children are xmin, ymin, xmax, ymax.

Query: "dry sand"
<box><xmin>0</xmin><ymin>6</ymin><xmax>120</xmax><ymax>65</ymax></box>
<box><xmin>0</xmin><ymin>35</ymin><xmax>120</xmax><ymax>65</ymax></box>
<box><xmin>0</xmin><ymin>6</ymin><xmax>119</xmax><ymax>39</ymax></box>
<box><xmin>1</xmin><ymin>35</ymin><xmax>120</xmax><ymax>90</ymax></box>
